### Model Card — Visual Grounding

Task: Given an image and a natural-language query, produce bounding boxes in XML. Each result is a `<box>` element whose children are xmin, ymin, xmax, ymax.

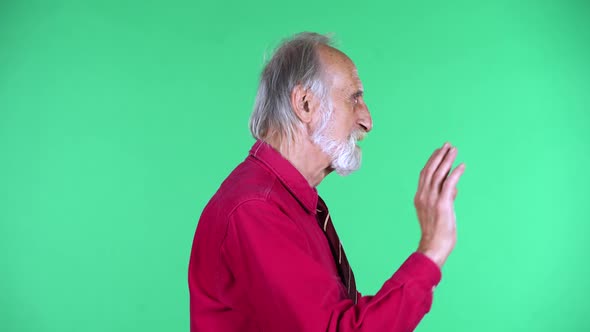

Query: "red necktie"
<box><xmin>316</xmin><ymin>196</ymin><xmax>358</xmax><ymax>304</ymax></box>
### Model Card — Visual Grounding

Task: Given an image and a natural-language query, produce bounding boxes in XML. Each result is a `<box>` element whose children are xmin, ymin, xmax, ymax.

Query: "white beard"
<box><xmin>310</xmin><ymin>107</ymin><xmax>365</xmax><ymax>176</ymax></box>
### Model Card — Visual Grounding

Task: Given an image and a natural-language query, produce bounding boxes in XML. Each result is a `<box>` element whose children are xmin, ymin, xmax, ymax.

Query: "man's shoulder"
<box><xmin>203</xmin><ymin>156</ymin><xmax>282</xmax><ymax>219</ymax></box>
<box><xmin>223</xmin><ymin>156</ymin><xmax>278</xmax><ymax>202</ymax></box>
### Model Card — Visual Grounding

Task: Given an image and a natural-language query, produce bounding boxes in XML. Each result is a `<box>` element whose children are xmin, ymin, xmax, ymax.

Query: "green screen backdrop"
<box><xmin>1</xmin><ymin>0</ymin><xmax>589</xmax><ymax>331</ymax></box>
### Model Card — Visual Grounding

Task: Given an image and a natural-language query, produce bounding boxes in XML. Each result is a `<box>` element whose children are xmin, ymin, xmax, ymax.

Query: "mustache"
<box><xmin>350</xmin><ymin>130</ymin><xmax>366</xmax><ymax>142</ymax></box>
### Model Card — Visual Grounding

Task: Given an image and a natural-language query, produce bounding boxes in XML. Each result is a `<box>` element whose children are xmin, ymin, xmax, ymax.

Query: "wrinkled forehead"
<box><xmin>317</xmin><ymin>45</ymin><xmax>362</xmax><ymax>90</ymax></box>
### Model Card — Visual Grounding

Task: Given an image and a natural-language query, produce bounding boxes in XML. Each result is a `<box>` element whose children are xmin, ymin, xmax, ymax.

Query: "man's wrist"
<box><xmin>416</xmin><ymin>248</ymin><xmax>447</xmax><ymax>269</ymax></box>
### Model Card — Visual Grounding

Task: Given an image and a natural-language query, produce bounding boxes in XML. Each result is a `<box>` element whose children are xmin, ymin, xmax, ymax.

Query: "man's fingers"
<box><xmin>420</xmin><ymin>143</ymin><xmax>450</xmax><ymax>189</ymax></box>
<box><xmin>441</xmin><ymin>163</ymin><xmax>465</xmax><ymax>201</ymax></box>
<box><xmin>419</xmin><ymin>147</ymin><xmax>440</xmax><ymax>188</ymax></box>
<box><xmin>432</xmin><ymin>147</ymin><xmax>458</xmax><ymax>190</ymax></box>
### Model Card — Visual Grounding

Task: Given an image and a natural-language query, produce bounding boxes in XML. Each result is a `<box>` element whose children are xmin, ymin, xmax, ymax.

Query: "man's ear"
<box><xmin>290</xmin><ymin>84</ymin><xmax>317</xmax><ymax>124</ymax></box>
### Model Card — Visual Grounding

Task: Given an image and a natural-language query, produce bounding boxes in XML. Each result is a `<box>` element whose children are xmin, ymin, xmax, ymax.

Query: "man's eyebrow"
<box><xmin>351</xmin><ymin>90</ymin><xmax>364</xmax><ymax>99</ymax></box>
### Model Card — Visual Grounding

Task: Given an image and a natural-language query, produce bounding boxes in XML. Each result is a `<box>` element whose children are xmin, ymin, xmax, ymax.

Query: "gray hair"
<box><xmin>249</xmin><ymin>32</ymin><xmax>334</xmax><ymax>145</ymax></box>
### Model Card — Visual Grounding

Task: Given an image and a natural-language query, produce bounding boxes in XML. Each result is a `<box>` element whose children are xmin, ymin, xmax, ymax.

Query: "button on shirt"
<box><xmin>188</xmin><ymin>140</ymin><xmax>442</xmax><ymax>331</ymax></box>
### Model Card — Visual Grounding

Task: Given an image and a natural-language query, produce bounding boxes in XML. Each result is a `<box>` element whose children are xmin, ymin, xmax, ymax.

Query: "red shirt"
<box><xmin>189</xmin><ymin>140</ymin><xmax>442</xmax><ymax>331</ymax></box>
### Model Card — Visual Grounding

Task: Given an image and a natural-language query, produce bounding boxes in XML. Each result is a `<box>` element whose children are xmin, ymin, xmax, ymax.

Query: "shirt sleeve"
<box><xmin>220</xmin><ymin>199</ymin><xmax>441</xmax><ymax>332</ymax></box>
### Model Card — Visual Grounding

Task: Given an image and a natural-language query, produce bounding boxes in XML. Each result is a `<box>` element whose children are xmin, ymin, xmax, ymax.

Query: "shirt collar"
<box><xmin>249</xmin><ymin>140</ymin><xmax>319</xmax><ymax>214</ymax></box>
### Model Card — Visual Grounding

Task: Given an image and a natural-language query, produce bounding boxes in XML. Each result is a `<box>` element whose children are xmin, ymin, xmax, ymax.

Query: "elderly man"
<box><xmin>188</xmin><ymin>32</ymin><xmax>465</xmax><ymax>331</ymax></box>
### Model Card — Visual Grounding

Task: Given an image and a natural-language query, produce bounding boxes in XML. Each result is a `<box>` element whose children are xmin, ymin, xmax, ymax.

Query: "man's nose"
<box><xmin>358</xmin><ymin>102</ymin><xmax>373</xmax><ymax>133</ymax></box>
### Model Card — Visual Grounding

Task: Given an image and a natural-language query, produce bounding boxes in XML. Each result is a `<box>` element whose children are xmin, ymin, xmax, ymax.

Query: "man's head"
<box><xmin>250</xmin><ymin>32</ymin><xmax>372</xmax><ymax>176</ymax></box>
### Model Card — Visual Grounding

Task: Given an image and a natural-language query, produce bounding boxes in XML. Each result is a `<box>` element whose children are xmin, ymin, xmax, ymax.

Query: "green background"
<box><xmin>1</xmin><ymin>0</ymin><xmax>589</xmax><ymax>331</ymax></box>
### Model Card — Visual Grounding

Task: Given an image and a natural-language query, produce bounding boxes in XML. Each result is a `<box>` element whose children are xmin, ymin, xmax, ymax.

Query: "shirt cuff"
<box><xmin>395</xmin><ymin>252</ymin><xmax>442</xmax><ymax>288</ymax></box>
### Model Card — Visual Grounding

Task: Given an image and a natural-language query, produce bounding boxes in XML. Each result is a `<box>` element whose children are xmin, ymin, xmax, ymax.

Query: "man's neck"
<box><xmin>267</xmin><ymin>135</ymin><xmax>332</xmax><ymax>188</ymax></box>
